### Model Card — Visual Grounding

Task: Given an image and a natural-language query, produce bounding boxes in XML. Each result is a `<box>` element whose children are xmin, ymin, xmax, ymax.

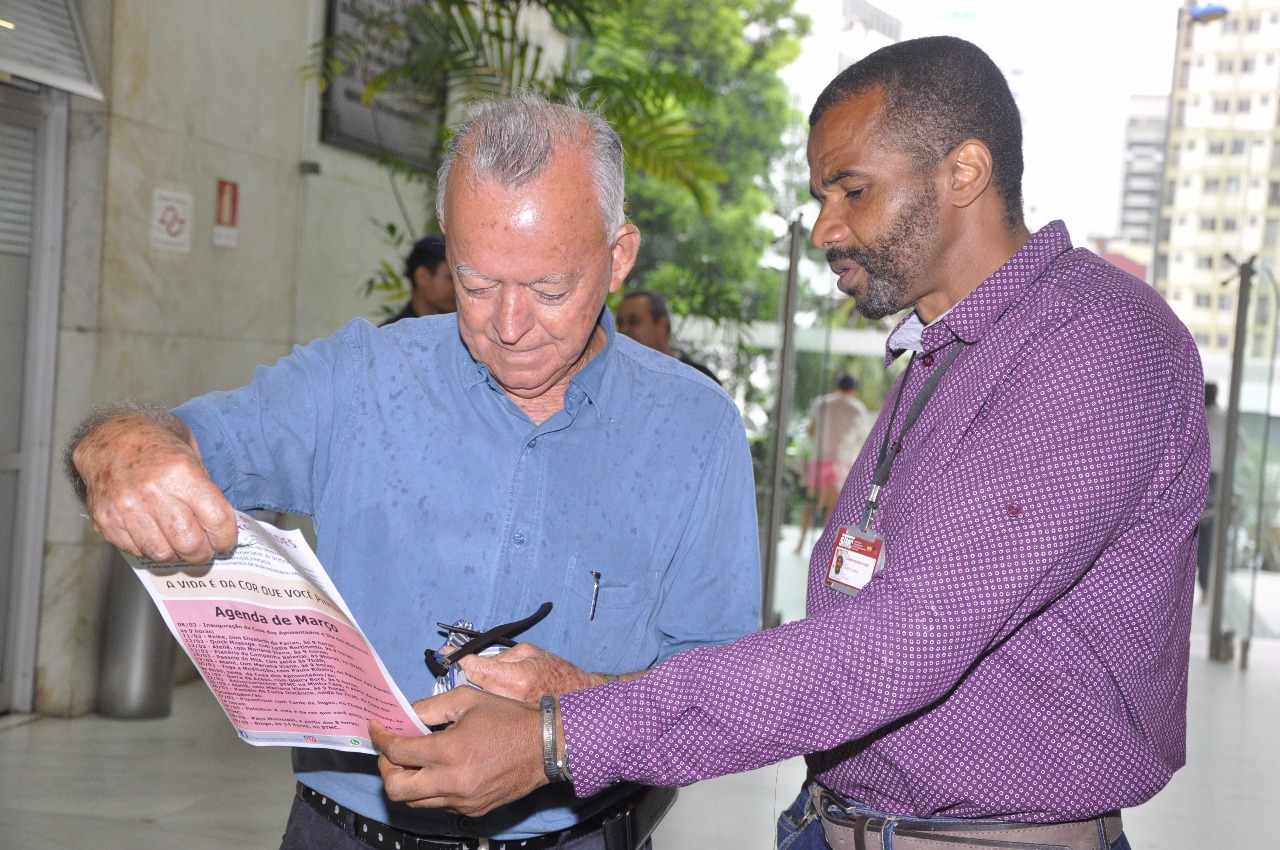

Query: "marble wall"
<box><xmin>36</xmin><ymin>0</ymin><xmax>429</xmax><ymax>715</ymax></box>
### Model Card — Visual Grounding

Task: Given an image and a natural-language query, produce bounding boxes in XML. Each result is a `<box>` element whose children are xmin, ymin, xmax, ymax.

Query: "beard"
<box><xmin>827</xmin><ymin>181</ymin><xmax>939</xmax><ymax>320</ymax></box>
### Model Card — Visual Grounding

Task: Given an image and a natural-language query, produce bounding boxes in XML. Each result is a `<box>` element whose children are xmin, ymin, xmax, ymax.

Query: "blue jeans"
<box><xmin>775</xmin><ymin>783</ymin><xmax>1132</xmax><ymax>850</ymax></box>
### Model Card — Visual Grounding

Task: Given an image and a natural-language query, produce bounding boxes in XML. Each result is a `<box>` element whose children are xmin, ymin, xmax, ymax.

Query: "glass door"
<box><xmin>756</xmin><ymin>217</ymin><xmax>901</xmax><ymax>629</ymax></box>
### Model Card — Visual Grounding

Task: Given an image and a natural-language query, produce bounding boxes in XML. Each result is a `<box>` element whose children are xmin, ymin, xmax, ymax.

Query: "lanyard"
<box><xmin>859</xmin><ymin>341</ymin><xmax>968</xmax><ymax>531</ymax></box>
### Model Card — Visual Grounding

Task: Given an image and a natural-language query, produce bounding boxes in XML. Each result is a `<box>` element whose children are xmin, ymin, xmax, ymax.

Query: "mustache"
<box><xmin>827</xmin><ymin>244</ymin><xmax>877</xmax><ymax>271</ymax></box>
<box><xmin>826</xmin><ymin>245</ymin><xmax>861</xmax><ymax>264</ymax></box>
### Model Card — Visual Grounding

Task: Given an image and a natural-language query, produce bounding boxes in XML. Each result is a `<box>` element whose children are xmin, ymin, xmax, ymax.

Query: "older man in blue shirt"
<box><xmin>68</xmin><ymin>92</ymin><xmax>759</xmax><ymax>849</ymax></box>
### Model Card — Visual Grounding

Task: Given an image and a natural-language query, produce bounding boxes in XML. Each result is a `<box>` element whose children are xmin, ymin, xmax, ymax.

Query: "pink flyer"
<box><xmin>123</xmin><ymin>512</ymin><xmax>430</xmax><ymax>752</ymax></box>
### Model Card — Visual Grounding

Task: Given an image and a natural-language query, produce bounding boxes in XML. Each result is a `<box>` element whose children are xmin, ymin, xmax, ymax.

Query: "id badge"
<box><xmin>824</xmin><ymin>526</ymin><xmax>885</xmax><ymax>597</ymax></box>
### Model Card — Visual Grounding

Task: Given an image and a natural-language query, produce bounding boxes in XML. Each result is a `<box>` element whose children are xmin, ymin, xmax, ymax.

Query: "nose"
<box><xmin>810</xmin><ymin>204</ymin><xmax>849</xmax><ymax>251</ymax></box>
<box><xmin>495</xmin><ymin>284</ymin><xmax>532</xmax><ymax>344</ymax></box>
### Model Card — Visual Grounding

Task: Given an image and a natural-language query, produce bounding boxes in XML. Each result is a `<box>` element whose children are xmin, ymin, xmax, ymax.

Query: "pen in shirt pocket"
<box><xmin>590</xmin><ymin>571</ymin><xmax>601</xmax><ymax>621</ymax></box>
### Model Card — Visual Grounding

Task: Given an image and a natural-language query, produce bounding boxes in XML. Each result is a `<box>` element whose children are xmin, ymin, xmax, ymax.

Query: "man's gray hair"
<box><xmin>436</xmin><ymin>90</ymin><xmax>626</xmax><ymax>237</ymax></box>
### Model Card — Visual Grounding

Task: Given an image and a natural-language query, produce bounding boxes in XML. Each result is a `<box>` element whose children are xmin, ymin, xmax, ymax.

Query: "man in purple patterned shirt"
<box><xmin>372</xmin><ymin>37</ymin><xmax>1208</xmax><ymax>850</ymax></box>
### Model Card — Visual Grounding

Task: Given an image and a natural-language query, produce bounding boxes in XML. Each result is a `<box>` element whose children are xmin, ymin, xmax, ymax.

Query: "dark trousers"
<box><xmin>279</xmin><ymin>794</ymin><xmax>653</xmax><ymax>850</ymax></box>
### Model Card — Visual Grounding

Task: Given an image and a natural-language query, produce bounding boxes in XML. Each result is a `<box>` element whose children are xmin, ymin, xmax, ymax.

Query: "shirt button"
<box><xmin>921</xmin><ymin>353</ymin><xmax>935</xmax><ymax>367</ymax></box>
<box><xmin>528</xmin><ymin>438</ymin><xmax>538</xmax><ymax>448</ymax></box>
<box><xmin>891</xmin><ymin>440</ymin><xmax>902</xmax><ymax>454</ymax></box>
<box><xmin>513</xmin><ymin>531</ymin><xmax>526</xmax><ymax>546</ymax></box>
<box><xmin>1007</xmin><ymin>503</ymin><xmax>1022</xmax><ymax>517</ymax></box>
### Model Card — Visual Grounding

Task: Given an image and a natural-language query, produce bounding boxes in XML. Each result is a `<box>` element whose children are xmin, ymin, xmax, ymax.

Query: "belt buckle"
<box><xmin>477</xmin><ymin>840</ymin><xmax>489</xmax><ymax>850</ymax></box>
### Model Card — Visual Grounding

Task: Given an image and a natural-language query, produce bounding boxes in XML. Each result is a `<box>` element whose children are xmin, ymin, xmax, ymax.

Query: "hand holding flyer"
<box><xmin>121</xmin><ymin>511</ymin><xmax>429</xmax><ymax>753</ymax></box>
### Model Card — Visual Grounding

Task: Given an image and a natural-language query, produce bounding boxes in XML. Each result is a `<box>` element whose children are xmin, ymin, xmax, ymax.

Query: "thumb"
<box><xmin>410</xmin><ymin>687</ymin><xmax>475</xmax><ymax>727</ymax></box>
<box><xmin>456</xmin><ymin>653</ymin><xmax>536</xmax><ymax>701</ymax></box>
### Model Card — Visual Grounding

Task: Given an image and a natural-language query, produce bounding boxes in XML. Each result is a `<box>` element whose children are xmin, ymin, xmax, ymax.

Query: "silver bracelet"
<box><xmin>540</xmin><ymin>694</ymin><xmax>564</xmax><ymax>783</ymax></box>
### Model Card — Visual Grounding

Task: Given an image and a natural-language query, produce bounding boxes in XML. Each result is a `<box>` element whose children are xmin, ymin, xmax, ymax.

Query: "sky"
<box><xmin>780</xmin><ymin>0</ymin><xmax>1186</xmax><ymax>240</ymax></box>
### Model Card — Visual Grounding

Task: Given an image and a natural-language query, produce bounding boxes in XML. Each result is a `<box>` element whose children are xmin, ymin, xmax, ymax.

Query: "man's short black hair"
<box><xmin>404</xmin><ymin>235</ymin><xmax>447</xmax><ymax>279</ymax></box>
<box><xmin>836</xmin><ymin>373</ymin><xmax>858</xmax><ymax>392</ymax></box>
<box><xmin>809</xmin><ymin>36</ymin><xmax>1024</xmax><ymax>230</ymax></box>
<box><xmin>622</xmin><ymin>289</ymin><xmax>670</xmax><ymax>324</ymax></box>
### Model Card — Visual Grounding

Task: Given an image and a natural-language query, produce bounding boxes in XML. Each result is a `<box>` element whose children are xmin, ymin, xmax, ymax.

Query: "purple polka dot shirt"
<box><xmin>560</xmin><ymin>222</ymin><xmax>1210</xmax><ymax>822</ymax></box>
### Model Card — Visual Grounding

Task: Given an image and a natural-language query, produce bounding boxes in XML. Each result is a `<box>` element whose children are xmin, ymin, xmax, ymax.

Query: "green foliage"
<box><xmin>596</xmin><ymin>0</ymin><xmax>810</xmax><ymax>330</ymax></box>
<box><xmin>360</xmin><ymin>220</ymin><xmax>416</xmax><ymax>321</ymax></box>
<box><xmin>304</xmin><ymin>0</ymin><xmax>809</xmax><ymax>338</ymax></box>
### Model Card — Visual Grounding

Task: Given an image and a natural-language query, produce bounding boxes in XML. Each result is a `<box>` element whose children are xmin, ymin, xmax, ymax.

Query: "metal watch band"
<box><xmin>540</xmin><ymin>694</ymin><xmax>563</xmax><ymax>783</ymax></box>
<box><xmin>557</xmin><ymin>745</ymin><xmax>573</xmax><ymax>783</ymax></box>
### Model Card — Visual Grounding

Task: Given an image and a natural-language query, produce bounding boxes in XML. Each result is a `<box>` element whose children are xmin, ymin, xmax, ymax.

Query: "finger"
<box><xmin>456</xmin><ymin>654</ymin><xmax>531</xmax><ymax>700</ymax></box>
<box><xmin>409</xmin><ymin>688</ymin><xmax>472</xmax><ymax>727</ymax></box>
<box><xmin>188</xmin><ymin>487</ymin><xmax>239</xmax><ymax>554</ymax></box>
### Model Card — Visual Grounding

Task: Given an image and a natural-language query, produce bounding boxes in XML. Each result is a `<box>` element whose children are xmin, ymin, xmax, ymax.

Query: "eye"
<box><xmin>460</xmin><ymin>278</ymin><xmax>497</xmax><ymax>297</ymax></box>
<box><xmin>844</xmin><ymin>187</ymin><xmax>865</xmax><ymax>201</ymax></box>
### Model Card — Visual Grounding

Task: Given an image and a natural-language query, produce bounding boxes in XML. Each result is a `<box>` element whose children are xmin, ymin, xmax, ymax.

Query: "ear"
<box><xmin>947</xmin><ymin>140</ymin><xmax>993</xmax><ymax>210</ymax></box>
<box><xmin>608</xmin><ymin>223</ymin><xmax>642</xmax><ymax>294</ymax></box>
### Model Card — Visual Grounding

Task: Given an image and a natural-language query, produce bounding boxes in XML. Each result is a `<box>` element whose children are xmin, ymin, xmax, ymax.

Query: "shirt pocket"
<box><xmin>556</xmin><ymin>557</ymin><xmax>660</xmax><ymax>671</ymax></box>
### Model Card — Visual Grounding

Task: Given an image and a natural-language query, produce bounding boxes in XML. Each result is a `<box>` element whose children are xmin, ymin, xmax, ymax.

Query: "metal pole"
<box><xmin>1241</xmin><ymin>266</ymin><xmax>1278</xmax><ymax>670</ymax></box>
<box><xmin>1209</xmin><ymin>255</ymin><xmax>1255</xmax><ymax>661</ymax></box>
<box><xmin>760</xmin><ymin>215</ymin><xmax>805</xmax><ymax>630</ymax></box>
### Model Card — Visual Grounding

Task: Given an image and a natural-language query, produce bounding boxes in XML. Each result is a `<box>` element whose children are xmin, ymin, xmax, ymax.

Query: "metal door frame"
<box><xmin>0</xmin><ymin>83</ymin><xmax>67</xmax><ymax>712</ymax></box>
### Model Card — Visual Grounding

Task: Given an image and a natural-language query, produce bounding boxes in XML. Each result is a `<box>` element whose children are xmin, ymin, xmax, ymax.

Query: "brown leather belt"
<box><xmin>817</xmin><ymin>787</ymin><xmax>1123</xmax><ymax>850</ymax></box>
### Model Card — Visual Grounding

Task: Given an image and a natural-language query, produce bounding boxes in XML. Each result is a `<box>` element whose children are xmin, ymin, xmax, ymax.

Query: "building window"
<box><xmin>1237</xmin><ymin>99</ymin><xmax>1252</xmax><ymax>114</ymax></box>
<box><xmin>1171</xmin><ymin>288</ymin><xmax>1183</xmax><ymax>300</ymax></box>
<box><xmin>1197</xmin><ymin>257</ymin><xmax>1216</xmax><ymax>271</ymax></box>
<box><xmin>1201</xmin><ymin>216</ymin><xmax>1218</xmax><ymax>231</ymax></box>
<box><xmin>1213</xmin><ymin>99</ymin><xmax>1230</xmax><ymax>114</ymax></box>
<box><xmin>1258</xmin><ymin>295</ymin><xmax>1271</xmax><ymax>325</ymax></box>
<box><xmin>1226</xmin><ymin>177</ymin><xmax>1241</xmax><ymax>194</ymax></box>
<box><xmin>1205</xmin><ymin>177</ymin><xmax>1221</xmax><ymax>192</ymax></box>
<box><xmin>1224</xmin><ymin>217</ymin><xmax>1238</xmax><ymax>231</ymax></box>
<box><xmin>1266</xmin><ymin>218</ymin><xmax>1280</xmax><ymax>247</ymax></box>
<box><xmin>1219</xmin><ymin>57</ymin><xmax>1235</xmax><ymax>73</ymax></box>
<box><xmin>1209</xmin><ymin>140</ymin><xmax>1226</xmax><ymax>154</ymax></box>
<box><xmin>1225</xmin><ymin>19</ymin><xmax>1239</xmax><ymax>34</ymax></box>
<box><xmin>1269</xmin><ymin>181</ymin><xmax>1280</xmax><ymax>206</ymax></box>
<box><xmin>1195</xmin><ymin>292</ymin><xmax>1213</xmax><ymax>306</ymax></box>
<box><xmin>1244</xmin><ymin>57</ymin><xmax>1257</xmax><ymax>72</ymax></box>
<box><xmin>1247</xmin><ymin>16</ymin><xmax>1261</xmax><ymax>32</ymax></box>
<box><xmin>1232</xmin><ymin>137</ymin><xmax>1247</xmax><ymax>154</ymax></box>
<box><xmin>1219</xmin><ymin>294</ymin><xmax>1234</xmax><ymax>311</ymax></box>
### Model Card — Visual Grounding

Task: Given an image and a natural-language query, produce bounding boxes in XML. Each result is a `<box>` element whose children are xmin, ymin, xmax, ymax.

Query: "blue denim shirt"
<box><xmin>174</xmin><ymin>308</ymin><xmax>760</xmax><ymax>838</ymax></box>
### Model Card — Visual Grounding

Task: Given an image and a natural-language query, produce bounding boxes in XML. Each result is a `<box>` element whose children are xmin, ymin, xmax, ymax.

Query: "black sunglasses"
<box><xmin>424</xmin><ymin>601</ymin><xmax>552</xmax><ymax>678</ymax></box>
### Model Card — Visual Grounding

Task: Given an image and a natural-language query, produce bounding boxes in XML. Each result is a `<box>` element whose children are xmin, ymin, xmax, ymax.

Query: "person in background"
<box><xmin>381</xmin><ymin>234</ymin><xmax>456</xmax><ymax>325</ymax></box>
<box><xmin>368</xmin><ymin>37</ymin><xmax>1208</xmax><ymax>850</ymax></box>
<box><xmin>615</xmin><ymin>289</ymin><xmax>720</xmax><ymax>384</ymax></box>
<box><xmin>1199</xmin><ymin>381</ymin><xmax>1227</xmax><ymax>600</ymax></box>
<box><xmin>794</xmin><ymin>373</ymin><xmax>869</xmax><ymax>555</ymax></box>
<box><xmin>66</xmin><ymin>91</ymin><xmax>759</xmax><ymax>850</ymax></box>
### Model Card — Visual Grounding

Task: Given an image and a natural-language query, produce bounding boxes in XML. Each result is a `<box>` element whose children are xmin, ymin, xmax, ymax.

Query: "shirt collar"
<box><xmin>456</xmin><ymin>306</ymin><xmax>615</xmax><ymax>419</ymax></box>
<box><xmin>884</xmin><ymin>220</ymin><xmax>1074</xmax><ymax>364</ymax></box>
